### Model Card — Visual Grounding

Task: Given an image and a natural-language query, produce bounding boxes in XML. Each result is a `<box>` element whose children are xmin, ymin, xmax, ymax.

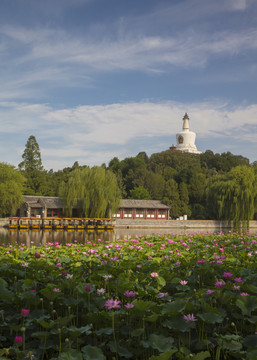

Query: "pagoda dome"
<box><xmin>175</xmin><ymin>113</ymin><xmax>201</xmax><ymax>154</ymax></box>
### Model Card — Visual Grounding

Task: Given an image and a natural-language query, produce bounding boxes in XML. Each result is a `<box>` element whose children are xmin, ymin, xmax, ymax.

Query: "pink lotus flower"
<box><xmin>124</xmin><ymin>290</ymin><xmax>136</xmax><ymax>297</ymax></box>
<box><xmin>21</xmin><ymin>309</ymin><xmax>30</xmax><ymax>317</ymax></box>
<box><xmin>214</xmin><ymin>280</ymin><xmax>226</xmax><ymax>287</ymax></box>
<box><xmin>157</xmin><ymin>292</ymin><xmax>169</xmax><ymax>298</ymax></box>
<box><xmin>183</xmin><ymin>314</ymin><xmax>198</xmax><ymax>322</ymax></box>
<box><xmin>65</xmin><ymin>274</ymin><xmax>73</xmax><ymax>279</ymax></box>
<box><xmin>104</xmin><ymin>298</ymin><xmax>121</xmax><ymax>310</ymax></box>
<box><xmin>150</xmin><ymin>272</ymin><xmax>159</xmax><ymax>278</ymax></box>
<box><xmin>96</xmin><ymin>288</ymin><xmax>105</xmax><ymax>295</ymax></box>
<box><xmin>232</xmin><ymin>285</ymin><xmax>240</xmax><ymax>291</ymax></box>
<box><xmin>21</xmin><ymin>262</ymin><xmax>29</xmax><ymax>268</ymax></box>
<box><xmin>223</xmin><ymin>272</ymin><xmax>233</xmax><ymax>279</ymax></box>
<box><xmin>103</xmin><ymin>275</ymin><xmax>112</xmax><ymax>281</ymax></box>
<box><xmin>15</xmin><ymin>336</ymin><xmax>23</xmax><ymax>344</ymax></box>
<box><xmin>197</xmin><ymin>259</ymin><xmax>205</xmax><ymax>265</ymax></box>
<box><xmin>124</xmin><ymin>303</ymin><xmax>134</xmax><ymax>309</ymax></box>
<box><xmin>206</xmin><ymin>289</ymin><xmax>215</xmax><ymax>295</ymax></box>
<box><xmin>180</xmin><ymin>280</ymin><xmax>188</xmax><ymax>285</ymax></box>
<box><xmin>53</xmin><ymin>288</ymin><xmax>61</xmax><ymax>292</ymax></box>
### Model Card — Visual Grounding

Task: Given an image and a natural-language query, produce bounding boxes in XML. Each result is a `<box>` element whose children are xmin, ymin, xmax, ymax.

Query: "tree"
<box><xmin>200</xmin><ymin>150</ymin><xmax>249</xmax><ymax>173</ymax></box>
<box><xmin>129</xmin><ymin>186</ymin><xmax>151</xmax><ymax>200</ymax></box>
<box><xmin>188</xmin><ymin>172</ymin><xmax>207</xmax><ymax>218</ymax></box>
<box><xmin>179</xmin><ymin>182</ymin><xmax>191</xmax><ymax>217</ymax></box>
<box><xmin>162</xmin><ymin>179</ymin><xmax>181</xmax><ymax>219</ymax></box>
<box><xmin>18</xmin><ymin>135</ymin><xmax>47</xmax><ymax>195</ymax></box>
<box><xmin>206</xmin><ymin>166</ymin><xmax>257</xmax><ymax>226</ymax></box>
<box><xmin>0</xmin><ymin>163</ymin><xmax>25</xmax><ymax>217</ymax></box>
<box><xmin>59</xmin><ymin>166</ymin><xmax>121</xmax><ymax>218</ymax></box>
<box><xmin>145</xmin><ymin>171</ymin><xmax>165</xmax><ymax>200</ymax></box>
<box><xmin>19</xmin><ymin>135</ymin><xmax>43</xmax><ymax>172</ymax></box>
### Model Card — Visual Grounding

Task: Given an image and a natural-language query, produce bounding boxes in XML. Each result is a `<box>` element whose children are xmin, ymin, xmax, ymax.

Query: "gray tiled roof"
<box><xmin>120</xmin><ymin>199</ymin><xmax>170</xmax><ymax>209</ymax></box>
<box><xmin>23</xmin><ymin>196</ymin><xmax>170</xmax><ymax>210</ymax></box>
<box><xmin>23</xmin><ymin>196</ymin><xmax>63</xmax><ymax>209</ymax></box>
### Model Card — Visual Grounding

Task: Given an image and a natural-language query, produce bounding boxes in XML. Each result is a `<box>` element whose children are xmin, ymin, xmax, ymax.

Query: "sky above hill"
<box><xmin>0</xmin><ymin>0</ymin><xmax>257</xmax><ymax>170</ymax></box>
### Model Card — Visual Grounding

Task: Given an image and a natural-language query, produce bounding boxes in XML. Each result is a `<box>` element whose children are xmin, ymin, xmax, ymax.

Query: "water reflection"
<box><xmin>1</xmin><ymin>229</ymin><xmax>143</xmax><ymax>247</ymax></box>
<box><xmin>0</xmin><ymin>227</ymin><xmax>203</xmax><ymax>246</ymax></box>
<box><xmin>1</xmin><ymin>228</ymin><xmax>116</xmax><ymax>247</ymax></box>
<box><xmin>0</xmin><ymin>227</ymin><xmax>239</xmax><ymax>247</ymax></box>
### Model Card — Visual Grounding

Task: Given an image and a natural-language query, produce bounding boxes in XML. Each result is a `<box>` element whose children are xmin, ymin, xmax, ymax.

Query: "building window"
<box><xmin>31</xmin><ymin>208</ymin><xmax>41</xmax><ymax>216</ymax></box>
<box><xmin>47</xmin><ymin>209</ymin><xmax>63</xmax><ymax>217</ymax></box>
<box><xmin>113</xmin><ymin>209</ymin><xmax>121</xmax><ymax>218</ymax></box>
<box><xmin>124</xmin><ymin>209</ymin><xmax>132</xmax><ymax>218</ymax></box>
<box><xmin>158</xmin><ymin>209</ymin><xmax>166</xmax><ymax>219</ymax></box>
<box><xmin>135</xmin><ymin>209</ymin><xmax>144</xmax><ymax>218</ymax></box>
<box><xmin>146</xmin><ymin>209</ymin><xmax>155</xmax><ymax>218</ymax></box>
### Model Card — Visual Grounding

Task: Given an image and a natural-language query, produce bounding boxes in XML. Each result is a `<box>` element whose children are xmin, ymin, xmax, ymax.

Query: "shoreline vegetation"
<box><xmin>1</xmin><ymin>135</ymin><xmax>257</xmax><ymax>226</ymax></box>
<box><xmin>0</xmin><ymin>231</ymin><xmax>257</xmax><ymax>359</ymax></box>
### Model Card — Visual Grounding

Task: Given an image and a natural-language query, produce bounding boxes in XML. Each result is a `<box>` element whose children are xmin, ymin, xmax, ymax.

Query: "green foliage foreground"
<box><xmin>0</xmin><ymin>232</ymin><xmax>257</xmax><ymax>359</ymax></box>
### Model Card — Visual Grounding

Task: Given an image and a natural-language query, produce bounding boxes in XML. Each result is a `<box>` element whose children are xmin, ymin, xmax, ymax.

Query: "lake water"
<box><xmin>0</xmin><ymin>226</ymin><xmax>243</xmax><ymax>247</ymax></box>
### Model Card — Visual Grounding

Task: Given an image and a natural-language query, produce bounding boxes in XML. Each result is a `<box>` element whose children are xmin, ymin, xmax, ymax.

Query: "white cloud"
<box><xmin>1</xmin><ymin>23</ymin><xmax>257</xmax><ymax>86</ymax></box>
<box><xmin>1</xmin><ymin>100</ymin><xmax>257</xmax><ymax>170</ymax></box>
<box><xmin>0</xmin><ymin>0</ymin><xmax>256</xmax><ymax>105</ymax></box>
<box><xmin>230</xmin><ymin>0</ymin><xmax>247</xmax><ymax>10</ymax></box>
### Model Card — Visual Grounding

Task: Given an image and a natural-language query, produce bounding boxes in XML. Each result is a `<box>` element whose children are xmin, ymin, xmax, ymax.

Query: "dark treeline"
<box><xmin>107</xmin><ymin>150</ymin><xmax>257</xmax><ymax>220</ymax></box>
<box><xmin>1</xmin><ymin>135</ymin><xmax>257</xmax><ymax>221</ymax></box>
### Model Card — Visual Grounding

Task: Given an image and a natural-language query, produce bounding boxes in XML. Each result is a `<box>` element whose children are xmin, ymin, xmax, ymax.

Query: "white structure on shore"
<box><xmin>175</xmin><ymin>113</ymin><xmax>201</xmax><ymax>154</ymax></box>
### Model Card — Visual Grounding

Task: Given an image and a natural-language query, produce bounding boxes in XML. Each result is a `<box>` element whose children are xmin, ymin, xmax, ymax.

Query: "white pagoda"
<box><xmin>175</xmin><ymin>113</ymin><xmax>201</xmax><ymax>154</ymax></box>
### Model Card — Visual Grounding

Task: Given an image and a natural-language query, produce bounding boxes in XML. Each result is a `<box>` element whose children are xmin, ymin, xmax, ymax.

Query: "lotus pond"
<box><xmin>1</xmin><ymin>232</ymin><xmax>257</xmax><ymax>360</ymax></box>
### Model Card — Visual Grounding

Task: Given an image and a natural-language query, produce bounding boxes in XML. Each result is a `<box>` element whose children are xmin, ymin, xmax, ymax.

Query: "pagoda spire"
<box><xmin>182</xmin><ymin>112</ymin><xmax>189</xmax><ymax>130</ymax></box>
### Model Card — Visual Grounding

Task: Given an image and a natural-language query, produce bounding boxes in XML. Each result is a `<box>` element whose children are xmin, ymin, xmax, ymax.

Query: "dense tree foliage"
<box><xmin>108</xmin><ymin>149</ymin><xmax>255</xmax><ymax>220</ymax></box>
<box><xmin>129</xmin><ymin>186</ymin><xmax>151</xmax><ymax>200</ymax></box>
<box><xmin>59</xmin><ymin>166</ymin><xmax>121</xmax><ymax>218</ymax></box>
<box><xmin>18</xmin><ymin>136</ymin><xmax>48</xmax><ymax>195</ymax></box>
<box><xmin>0</xmin><ymin>163</ymin><xmax>25</xmax><ymax>217</ymax></box>
<box><xmin>5</xmin><ymin>137</ymin><xmax>255</xmax><ymax>221</ymax></box>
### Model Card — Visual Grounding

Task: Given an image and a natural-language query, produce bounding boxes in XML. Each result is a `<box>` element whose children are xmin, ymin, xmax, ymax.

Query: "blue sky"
<box><xmin>0</xmin><ymin>0</ymin><xmax>257</xmax><ymax>170</ymax></box>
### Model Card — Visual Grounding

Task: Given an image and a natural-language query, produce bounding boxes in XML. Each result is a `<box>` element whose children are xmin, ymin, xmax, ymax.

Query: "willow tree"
<box><xmin>206</xmin><ymin>165</ymin><xmax>257</xmax><ymax>226</ymax></box>
<box><xmin>0</xmin><ymin>163</ymin><xmax>25</xmax><ymax>217</ymax></box>
<box><xmin>59</xmin><ymin>166</ymin><xmax>121</xmax><ymax>218</ymax></box>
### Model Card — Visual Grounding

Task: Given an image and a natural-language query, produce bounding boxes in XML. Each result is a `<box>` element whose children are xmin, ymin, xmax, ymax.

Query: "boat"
<box><xmin>63</xmin><ymin>218</ymin><xmax>75</xmax><ymax>230</ymax></box>
<box><xmin>8</xmin><ymin>217</ymin><xmax>19</xmax><ymax>230</ymax></box>
<box><xmin>30</xmin><ymin>217</ymin><xmax>41</xmax><ymax>230</ymax></box>
<box><xmin>94</xmin><ymin>218</ymin><xmax>105</xmax><ymax>230</ymax></box>
<box><xmin>84</xmin><ymin>218</ymin><xmax>95</xmax><ymax>230</ymax></box>
<box><xmin>74</xmin><ymin>218</ymin><xmax>85</xmax><ymax>230</ymax></box>
<box><xmin>18</xmin><ymin>217</ymin><xmax>30</xmax><ymax>230</ymax></box>
<box><xmin>103</xmin><ymin>218</ymin><xmax>114</xmax><ymax>230</ymax></box>
<box><xmin>42</xmin><ymin>217</ymin><xmax>54</xmax><ymax>230</ymax></box>
<box><xmin>53</xmin><ymin>218</ymin><xmax>64</xmax><ymax>230</ymax></box>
